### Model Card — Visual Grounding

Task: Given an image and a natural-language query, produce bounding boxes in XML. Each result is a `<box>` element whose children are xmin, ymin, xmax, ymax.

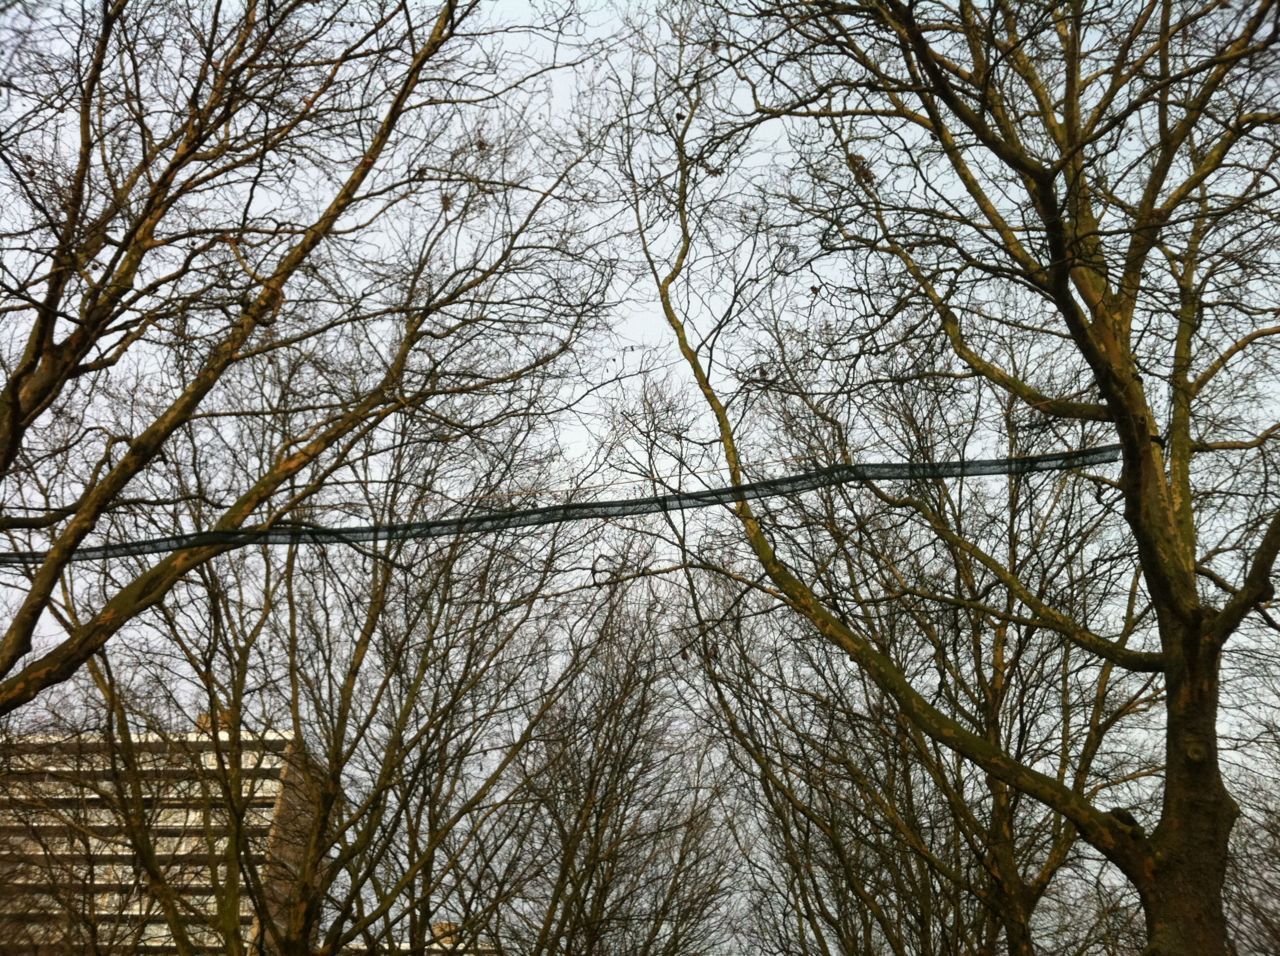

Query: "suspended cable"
<box><xmin>0</xmin><ymin>444</ymin><xmax>1121</xmax><ymax>566</ymax></box>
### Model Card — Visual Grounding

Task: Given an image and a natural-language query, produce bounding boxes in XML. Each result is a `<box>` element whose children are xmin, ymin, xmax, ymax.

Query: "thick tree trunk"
<box><xmin>1141</xmin><ymin>638</ymin><xmax>1238</xmax><ymax>956</ymax></box>
<box><xmin>1142</xmin><ymin>811</ymin><xmax>1236</xmax><ymax>956</ymax></box>
<box><xmin>1003</xmin><ymin>916</ymin><xmax>1036</xmax><ymax>956</ymax></box>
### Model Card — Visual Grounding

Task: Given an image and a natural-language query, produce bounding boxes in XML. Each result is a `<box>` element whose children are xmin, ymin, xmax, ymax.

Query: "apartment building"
<box><xmin>0</xmin><ymin>721</ymin><xmax>315</xmax><ymax>955</ymax></box>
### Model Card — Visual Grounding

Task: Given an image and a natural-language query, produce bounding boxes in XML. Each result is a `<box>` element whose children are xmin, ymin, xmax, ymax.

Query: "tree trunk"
<box><xmin>1142</xmin><ymin>637</ymin><xmax>1238</xmax><ymax>955</ymax></box>
<box><xmin>1003</xmin><ymin>916</ymin><xmax>1036</xmax><ymax>956</ymax></box>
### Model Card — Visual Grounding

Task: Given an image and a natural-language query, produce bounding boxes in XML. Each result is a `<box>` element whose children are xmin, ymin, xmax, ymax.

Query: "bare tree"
<box><xmin>4</xmin><ymin>528</ymin><xmax>606</xmax><ymax>955</ymax></box>
<box><xmin>611</xmin><ymin>1</ymin><xmax>1280</xmax><ymax>951</ymax></box>
<box><xmin>681</xmin><ymin>451</ymin><xmax>1162</xmax><ymax>955</ymax></box>
<box><xmin>0</xmin><ymin>342</ymin><xmax>636</xmax><ymax>953</ymax></box>
<box><xmin>0</xmin><ymin>0</ymin><xmax>610</xmax><ymax>713</ymax></box>
<box><xmin>498</xmin><ymin>582</ymin><xmax>738</xmax><ymax>956</ymax></box>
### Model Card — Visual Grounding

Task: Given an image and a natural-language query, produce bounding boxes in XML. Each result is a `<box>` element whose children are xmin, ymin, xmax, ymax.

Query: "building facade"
<box><xmin>0</xmin><ymin>722</ymin><xmax>314</xmax><ymax>955</ymax></box>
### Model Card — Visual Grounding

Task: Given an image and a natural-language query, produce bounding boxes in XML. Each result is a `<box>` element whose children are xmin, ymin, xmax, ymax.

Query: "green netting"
<box><xmin>0</xmin><ymin>444</ymin><xmax>1121</xmax><ymax>566</ymax></box>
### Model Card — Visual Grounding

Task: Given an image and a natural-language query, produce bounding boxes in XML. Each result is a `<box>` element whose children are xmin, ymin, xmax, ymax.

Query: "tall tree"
<box><xmin>617</xmin><ymin>1</ymin><xmax>1280</xmax><ymax>951</ymax></box>
<box><xmin>501</xmin><ymin>586</ymin><xmax>738</xmax><ymax>956</ymax></box>
<box><xmin>3</xmin><ymin>512</ymin><xmax>607</xmax><ymax>955</ymax></box>
<box><xmin>0</xmin><ymin>0</ymin><xmax>609</xmax><ymax>713</ymax></box>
